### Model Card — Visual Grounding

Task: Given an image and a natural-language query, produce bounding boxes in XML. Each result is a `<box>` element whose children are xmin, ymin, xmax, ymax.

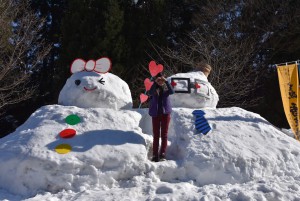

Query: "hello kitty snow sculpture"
<box><xmin>167</xmin><ymin>71</ymin><xmax>219</xmax><ymax>108</ymax></box>
<box><xmin>58</xmin><ymin>58</ymin><xmax>133</xmax><ymax>109</ymax></box>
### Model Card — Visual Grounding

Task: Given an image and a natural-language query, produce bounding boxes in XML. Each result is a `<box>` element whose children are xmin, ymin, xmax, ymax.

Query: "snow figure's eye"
<box><xmin>99</xmin><ymin>78</ymin><xmax>105</xmax><ymax>85</ymax></box>
<box><xmin>75</xmin><ymin>80</ymin><xmax>81</xmax><ymax>86</ymax></box>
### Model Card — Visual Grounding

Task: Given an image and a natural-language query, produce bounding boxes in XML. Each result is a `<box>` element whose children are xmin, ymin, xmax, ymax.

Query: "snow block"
<box><xmin>58</xmin><ymin>72</ymin><xmax>133</xmax><ymax>109</ymax></box>
<box><xmin>167</xmin><ymin>71</ymin><xmax>219</xmax><ymax>108</ymax></box>
<box><xmin>0</xmin><ymin>105</ymin><xmax>147</xmax><ymax>197</ymax></box>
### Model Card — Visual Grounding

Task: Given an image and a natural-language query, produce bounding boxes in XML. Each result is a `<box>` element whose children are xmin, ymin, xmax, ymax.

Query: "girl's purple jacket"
<box><xmin>148</xmin><ymin>81</ymin><xmax>174</xmax><ymax>117</ymax></box>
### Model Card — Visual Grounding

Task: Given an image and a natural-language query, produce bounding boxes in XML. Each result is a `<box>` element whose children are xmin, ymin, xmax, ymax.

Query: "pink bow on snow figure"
<box><xmin>70</xmin><ymin>57</ymin><xmax>112</xmax><ymax>74</ymax></box>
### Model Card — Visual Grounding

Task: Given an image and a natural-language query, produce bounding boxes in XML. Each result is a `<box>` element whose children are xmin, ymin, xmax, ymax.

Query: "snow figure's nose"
<box><xmin>85</xmin><ymin>78</ymin><xmax>94</xmax><ymax>86</ymax></box>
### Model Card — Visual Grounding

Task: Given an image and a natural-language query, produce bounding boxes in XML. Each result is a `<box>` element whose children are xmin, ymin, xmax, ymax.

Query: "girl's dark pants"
<box><xmin>152</xmin><ymin>114</ymin><xmax>171</xmax><ymax>157</ymax></box>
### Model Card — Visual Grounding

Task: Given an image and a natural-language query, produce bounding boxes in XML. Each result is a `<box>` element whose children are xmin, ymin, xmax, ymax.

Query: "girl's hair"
<box><xmin>156</xmin><ymin>72</ymin><xmax>163</xmax><ymax>77</ymax></box>
<box><xmin>153</xmin><ymin>72</ymin><xmax>163</xmax><ymax>82</ymax></box>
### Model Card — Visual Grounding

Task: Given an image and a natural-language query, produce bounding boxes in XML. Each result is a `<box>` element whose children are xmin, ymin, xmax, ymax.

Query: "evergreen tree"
<box><xmin>30</xmin><ymin>0</ymin><xmax>67</xmax><ymax>104</ymax></box>
<box><xmin>121</xmin><ymin>0</ymin><xmax>172</xmax><ymax>105</ymax></box>
<box><xmin>247</xmin><ymin>0</ymin><xmax>300</xmax><ymax>128</ymax></box>
<box><xmin>56</xmin><ymin>0</ymin><xmax>110</xmax><ymax>97</ymax></box>
<box><xmin>57</xmin><ymin>0</ymin><xmax>174</xmax><ymax>106</ymax></box>
<box><xmin>101</xmin><ymin>0</ymin><xmax>126</xmax><ymax>75</ymax></box>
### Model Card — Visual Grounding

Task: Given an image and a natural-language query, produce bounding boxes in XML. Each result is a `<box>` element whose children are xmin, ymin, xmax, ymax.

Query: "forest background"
<box><xmin>1</xmin><ymin>0</ymin><xmax>299</xmax><ymax>137</ymax></box>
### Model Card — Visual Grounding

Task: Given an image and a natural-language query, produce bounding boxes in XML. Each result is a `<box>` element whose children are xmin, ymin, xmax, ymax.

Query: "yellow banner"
<box><xmin>277</xmin><ymin>63</ymin><xmax>300</xmax><ymax>140</ymax></box>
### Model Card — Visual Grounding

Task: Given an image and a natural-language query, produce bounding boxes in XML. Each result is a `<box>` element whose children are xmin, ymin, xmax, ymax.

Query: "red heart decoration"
<box><xmin>140</xmin><ymin>94</ymin><xmax>148</xmax><ymax>103</ymax></box>
<box><xmin>195</xmin><ymin>83</ymin><xmax>201</xmax><ymax>89</ymax></box>
<box><xmin>144</xmin><ymin>78</ymin><xmax>153</xmax><ymax>91</ymax></box>
<box><xmin>149</xmin><ymin>60</ymin><xmax>164</xmax><ymax>77</ymax></box>
<box><xmin>171</xmin><ymin>81</ymin><xmax>177</xmax><ymax>87</ymax></box>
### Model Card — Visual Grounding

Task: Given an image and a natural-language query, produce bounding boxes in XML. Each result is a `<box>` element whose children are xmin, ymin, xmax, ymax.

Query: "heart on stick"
<box><xmin>149</xmin><ymin>60</ymin><xmax>163</xmax><ymax>77</ymax></box>
<box><xmin>140</xmin><ymin>94</ymin><xmax>148</xmax><ymax>103</ymax></box>
<box><xmin>144</xmin><ymin>78</ymin><xmax>153</xmax><ymax>91</ymax></box>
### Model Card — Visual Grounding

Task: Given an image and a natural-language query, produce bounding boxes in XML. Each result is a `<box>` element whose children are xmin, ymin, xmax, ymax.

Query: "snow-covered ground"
<box><xmin>0</xmin><ymin>106</ymin><xmax>300</xmax><ymax>201</ymax></box>
<box><xmin>1</xmin><ymin>67</ymin><xmax>299</xmax><ymax>200</ymax></box>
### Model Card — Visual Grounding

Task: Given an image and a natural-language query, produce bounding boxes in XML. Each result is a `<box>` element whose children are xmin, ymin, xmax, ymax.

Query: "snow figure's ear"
<box><xmin>70</xmin><ymin>59</ymin><xmax>86</xmax><ymax>74</ymax></box>
<box><xmin>95</xmin><ymin>57</ymin><xmax>112</xmax><ymax>74</ymax></box>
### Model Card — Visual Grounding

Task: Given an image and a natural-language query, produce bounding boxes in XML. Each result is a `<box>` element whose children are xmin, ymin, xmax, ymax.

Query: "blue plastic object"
<box><xmin>192</xmin><ymin>110</ymin><xmax>205</xmax><ymax>116</ymax></box>
<box><xmin>193</xmin><ymin>110</ymin><xmax>211</xmax><ymax>135</ymax></box>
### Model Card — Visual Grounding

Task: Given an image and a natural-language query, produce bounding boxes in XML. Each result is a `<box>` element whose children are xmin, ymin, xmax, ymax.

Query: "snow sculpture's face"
<box><xmin>167</xmin><ymin>71</ymin><xmax>219</xmax><ymax>108</ymax></box>
<box><xmin>58</xmin><ymin>71</ymin><xmax>132</xmax><ymax>109</ymax></box>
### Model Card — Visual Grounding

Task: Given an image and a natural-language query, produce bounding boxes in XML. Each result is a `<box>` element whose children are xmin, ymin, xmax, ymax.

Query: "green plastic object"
<box><xmin>65</xmin><ymin>114</ymin><xmax>81</xmax><ymax>125</ymax></box>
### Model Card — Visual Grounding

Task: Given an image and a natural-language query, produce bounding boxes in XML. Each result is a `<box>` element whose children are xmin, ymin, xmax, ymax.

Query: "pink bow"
<box><xmin>70</xmin><ymin>57</ymin><xmax>112</xmax><ymax>74</ymax></box>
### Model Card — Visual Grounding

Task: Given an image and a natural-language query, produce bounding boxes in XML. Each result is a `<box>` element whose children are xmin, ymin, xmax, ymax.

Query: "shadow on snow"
<box><xmin>46</xmin><ymin>129</ymin><xmax>146</xmax><ymax>152</ymax></box>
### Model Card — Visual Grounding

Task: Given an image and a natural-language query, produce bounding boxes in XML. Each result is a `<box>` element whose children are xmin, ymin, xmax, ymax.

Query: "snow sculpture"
<box><xmin>167</xmin><ymin>71</ymin><xmax>219</xmax><ymax>108</ymax></box>
<box><xmin>58</xmin><ymin>58</ymin><xmax>133</xmax><ymax>109</ymax></box>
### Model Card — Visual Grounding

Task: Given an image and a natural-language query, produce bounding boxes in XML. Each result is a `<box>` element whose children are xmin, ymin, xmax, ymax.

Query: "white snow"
<box><xmin>281</xmin><ymin>128</ymin><xmax>295</xmax><ymax>138</ymax></box>
<box><xmin>0</xmin><ymin>71</ymin><xmax>300</xmax><ymax>200</ymax></box>
<box><xmin>1</xmin><ymin>106</ymin><xmax>300</xmax><ymax>200</ymax></box>
<box><xmin>167</xmin><ymin>71</ymin><xmax>219</xmax><ymax>108</ymax></box>
<box><xmin>58</xmin><ymin>71</ymin><xmax>132</xmax><ymax>110</ymax></box>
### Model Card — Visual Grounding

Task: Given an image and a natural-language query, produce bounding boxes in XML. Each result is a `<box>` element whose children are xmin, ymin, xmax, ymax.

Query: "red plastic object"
<box><xmin>60</xmin><ymin>128</ymin><xmax>76</xmax><ymax>138</ymax></box>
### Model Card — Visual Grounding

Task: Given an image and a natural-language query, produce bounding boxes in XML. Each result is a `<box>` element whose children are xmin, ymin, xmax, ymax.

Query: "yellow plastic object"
<box><xmin>277</xmin><ymin>63</ymin><xmax>300</xmax><ymax>140</ymax></box>
<box><xmin>55</xmin><ymin>144</ymin><xmax>72</xmax><ymax>154</ymax></box>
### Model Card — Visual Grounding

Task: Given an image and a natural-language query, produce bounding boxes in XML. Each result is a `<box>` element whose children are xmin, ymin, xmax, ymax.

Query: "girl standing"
<box><xmin>148</xmin><ymin>73</ymin><xmax>174</xmax><ymax>162</ymax></box>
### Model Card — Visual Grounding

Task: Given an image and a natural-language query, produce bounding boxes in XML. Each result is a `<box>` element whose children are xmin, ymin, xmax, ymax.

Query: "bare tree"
<box><xmin>155</xmin><ymin>0</ymin><xmax>293</xmax><ymax>108</ymax></box>
<box><xmin>0</xmin><ymin>0</ymin><xmax>50</xmax><ymax>115</ymax></box>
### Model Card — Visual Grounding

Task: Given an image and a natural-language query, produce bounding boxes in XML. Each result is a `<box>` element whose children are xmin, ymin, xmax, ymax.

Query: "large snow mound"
<box><xmin>167</xmin><ymin>107</ymin><xmax>300</xmax><ymax>185</ymax></box>
<box><xmin>58</xmin><ymin>72</ymin><xmax>132</xmax><ymax>109</ymax></box>
<box><xmin>0</xmin><ymin>105</ymin><xmax>148</xmax><ymax>197</ymax></box>
<box><xmin>1</xmin><ymin>106</ymin><xmax>300</xmax><ymax>200</ymax></box>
